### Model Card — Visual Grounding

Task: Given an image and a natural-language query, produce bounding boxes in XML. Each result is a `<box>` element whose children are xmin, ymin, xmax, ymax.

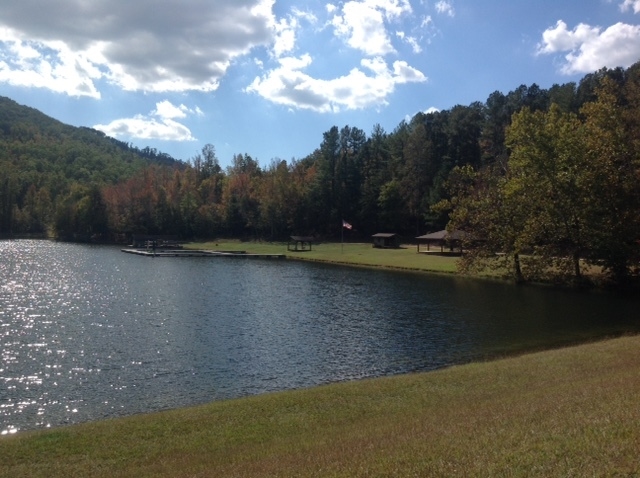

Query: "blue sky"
<box><xmin>1</xmin><ymin>0</ymin><xmax>639</xmax><ymax>168</ymax></box>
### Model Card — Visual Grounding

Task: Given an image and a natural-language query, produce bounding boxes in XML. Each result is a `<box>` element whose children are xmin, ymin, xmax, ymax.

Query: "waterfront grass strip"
<box><xmin>2</xmin><ymin>334</ymin><xmax>639</xmax><ymax>477</ymax></box>
<box><xmin>188</xmin><ymin>240</ymin><xmax>460</xmax><ymax>274</ymax></box>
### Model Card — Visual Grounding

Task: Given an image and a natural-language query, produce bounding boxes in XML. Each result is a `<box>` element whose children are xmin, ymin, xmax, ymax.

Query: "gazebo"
<box><xmin>372</xmin><ymin>233</ymin><xmax>398</xmax><ymax>248</ymax></box>
<box><xmin>416</xmin><ymin>230</ymin><xmax>467</xmax><ymax>253</ymax></box>
<box><xmin>287</xmin><ymin>236</ymin><xmax>315</xmax><ymax>251</ymax></box>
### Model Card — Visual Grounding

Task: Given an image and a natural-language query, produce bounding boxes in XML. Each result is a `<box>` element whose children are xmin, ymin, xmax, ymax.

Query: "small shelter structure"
<box><xmin>372</xmin><ymin>233</ymin><xmax>398</xmax><ymax>248</ymax></box>
<box><xmin>288</xmin><ymin>236</ymin><xmax>315</xmax><ymax>251</ymax></box>
<box><xmin>416</xmin><ymin>230</ymin><xmax>467</xmax><ymax>253</ymax></box>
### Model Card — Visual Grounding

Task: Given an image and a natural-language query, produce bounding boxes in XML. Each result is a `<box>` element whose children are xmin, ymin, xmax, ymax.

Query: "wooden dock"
<box><xmin>121</xmin><ymin>248</ymin><xmax>286</xmax><ymax>259</ymax></box>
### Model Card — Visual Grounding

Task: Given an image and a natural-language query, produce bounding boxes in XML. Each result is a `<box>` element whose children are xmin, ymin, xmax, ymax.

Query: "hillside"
<box><xmin>0</xmin><ymin>96</ymin><xmax>182</xmax><ymax>236</ymax></box>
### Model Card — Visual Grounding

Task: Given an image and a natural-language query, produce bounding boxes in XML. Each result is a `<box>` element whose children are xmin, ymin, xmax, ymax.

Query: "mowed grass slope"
<box><xmin>189</xmin><ymin>240</ymin><xmax>459</xmax><ymax>274</ymax></box>
<box><xmin>2</xmin><ymin>335</ymin><xmax>639</xmax><ymax>477</ymax></box>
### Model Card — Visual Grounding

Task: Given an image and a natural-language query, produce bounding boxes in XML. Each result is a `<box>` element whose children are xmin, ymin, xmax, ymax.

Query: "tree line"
<box><xmin>438</xmin><ymin>67</ymin><xmax>640</xmax><ymax>285</ymax></box>
<box><xmin>1</xmin><ymin>63</ymin><xmax>639</xmax><ymax>284</ymax></box>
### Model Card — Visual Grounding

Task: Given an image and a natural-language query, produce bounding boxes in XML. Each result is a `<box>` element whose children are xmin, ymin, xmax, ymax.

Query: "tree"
<box><xmin>505</xmin><ymin>104</ymin><xmax>590</xmax><ymax>283</ymax></box>
<box><xmin>436</xmin><ymin>164</ymin><xmax>528</xmax><ymax>282</ymax></box>
<box><xmin>223</xmin><ymin>154</ymin><xmax>262</xmax><ymax>237</ymax></box>
<box><xmin>359</xmin><ymin>124</ymin><xmax>390</xmax><ymax>233</ymax></box>
<box><xmin>399</xmin><ymin>115</ymin><xmax>436</xmax><ymax>234</ymax></box>
<box><xmin>378</xmin><ymin>179</ymin><xmax>407</xmax><ymax>232</ymax></box>
<box><xmin>579</xmin><ymin>78</ymin><xmax>640</xmax><ymax>282</ymax></box>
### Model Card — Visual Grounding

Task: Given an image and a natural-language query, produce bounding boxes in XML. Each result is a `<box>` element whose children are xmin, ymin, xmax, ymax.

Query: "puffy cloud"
<box><xmin>0</xmin><ymin>29</ymin><xmax>103</xmax><ymax>97</ymax></box>
<box><xmin>272</xmin><ymin>17</ymin><xmax>298</xmax><ymax>58</ymax></box>
<box><xmin>0</xmin><ymin>0</ymin><xmax>276</xmax><ymax>95</ymax></box>
<box><xmin>620</xmin><ymin>0</ymin><xmax>640</xmax><ymax>13</ymax></box>
<box><xmin>245</xmin><ymin>54</ymin><xmax>426</xmax><ymax>113</ymax></box>
<box><xmin>245</xmin><ymin>0</ymin><xmax>426</xmax><ymax>112</ymax></box>
<box><xmin>405</xmin><ymin>106</ymin><xmax>439</xmax><ymax>123</ymax></box>
<box><xmin>0</xmin><ymin>1</ymin><xmax>430</xmax><ymax>116</ymax></box>
<box><xmin>393</xmin><ymin>60</ymin><xmax>426</xmax><ymax>82</ymax></box>
<box><xmin>329</xmin><ymin>0</ymin><xmax>413</xmax><ymax>56</ymax></box>
<box><xmin>331</xmin><ymin>3</ymin><xmax>394</xmax><ymax>55</ymax></box>
<box><xmin>537</xmin><ymin>20</ymin><xmax>640</xmax><ymax>74</ymax></box>
<box><xmin>94</xmin><ymin>100</ymin><xmax>198</xmax><ymax>141</ymax></box>
<box><xmin>153</xmin><ymin>100</ymin><xmax>202</xmax><ymax>120</ymax></box>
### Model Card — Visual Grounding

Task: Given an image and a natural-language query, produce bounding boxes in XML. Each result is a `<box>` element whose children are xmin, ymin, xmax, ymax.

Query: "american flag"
<box><xmin>342</xmin><ymin>220</ymin><xmax>352</xmax><ymax>230</ymax></box>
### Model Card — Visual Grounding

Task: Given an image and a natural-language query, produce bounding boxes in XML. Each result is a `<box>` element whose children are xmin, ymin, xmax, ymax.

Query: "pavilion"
<box><xmin>416</xmin><ymin>230</ymin><xmax>467</xmax><ymax>253</ymax></box>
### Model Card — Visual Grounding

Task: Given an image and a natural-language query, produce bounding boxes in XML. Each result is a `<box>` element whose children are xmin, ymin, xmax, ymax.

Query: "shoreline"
<box><xmin>189</xmin><ymin>240</ymin><xmax>638</xmax><ymax>293</ymax></box>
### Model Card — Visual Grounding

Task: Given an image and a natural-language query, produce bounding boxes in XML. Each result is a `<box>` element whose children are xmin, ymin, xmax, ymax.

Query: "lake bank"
<box><xmin>188</xmin><ymin>240</ymin><xmax>640</xmax><ymax>291</ymax></box>
<box><xmin>2</xmin><ymin>333</ymin><xmax>639</xmax><ymax>477</ymax></box>
<box><xmin>188</xmin><ymin>240</ymin><xmax>462</xmax><ymax>275</ymax></box>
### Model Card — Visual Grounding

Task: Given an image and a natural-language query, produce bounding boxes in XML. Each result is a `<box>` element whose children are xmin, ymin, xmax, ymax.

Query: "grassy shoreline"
<box><xmin>188</xmin><ymin>239</ymin><xmax>462</xmax><ymax>275</ymax></box>
<box><xmin>2</xmin><ymin>334</ymin><xmax>639</xmax><ymax>477</ymax></box>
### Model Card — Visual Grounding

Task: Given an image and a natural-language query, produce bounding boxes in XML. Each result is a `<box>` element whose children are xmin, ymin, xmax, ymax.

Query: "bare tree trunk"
<box><xmin>573</xmin><ymin>250</ymin><xmax>582</xmax><ymax>282</ymax></box>
<box><xmin>513</xmin><ymin>253</ymin><xmax>524</xmax><ymax>284</ymax></box>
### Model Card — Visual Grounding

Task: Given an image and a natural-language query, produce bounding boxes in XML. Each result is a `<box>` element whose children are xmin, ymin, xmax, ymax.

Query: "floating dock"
<box><xmin>121</xmin><ymin>248</ymin><xmax>286</xmax><ymax>259</ymax></box>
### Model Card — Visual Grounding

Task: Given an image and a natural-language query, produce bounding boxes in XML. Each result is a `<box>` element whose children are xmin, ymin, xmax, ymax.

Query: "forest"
<box><xmin>1</xmin><ymin>62</ymin><xmax>639</xmax><ymax>285</ymax></box>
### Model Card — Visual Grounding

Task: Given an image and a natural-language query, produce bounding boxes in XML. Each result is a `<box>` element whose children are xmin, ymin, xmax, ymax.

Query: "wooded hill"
<box><xmin>1</xmin><ymin>62</ymin><xmax>639</xmax><ymax>284</ymax></box>
<box><xmin>0</xmin><ymin>96</ymin><xmax>181</xmax><ymax>236</ymax></box>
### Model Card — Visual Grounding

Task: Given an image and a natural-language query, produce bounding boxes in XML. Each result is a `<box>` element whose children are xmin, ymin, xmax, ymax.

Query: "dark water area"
<box><xmin>1</xmin><ymin>240</ymin><xmax>639</xmax><ymax>434</ymax></box>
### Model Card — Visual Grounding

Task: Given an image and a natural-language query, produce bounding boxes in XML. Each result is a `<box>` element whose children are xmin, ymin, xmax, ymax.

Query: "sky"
<box><xmin>1</xmin><ymin>1</ymin><xmax>639</xmax><ymax>169</ymax></box>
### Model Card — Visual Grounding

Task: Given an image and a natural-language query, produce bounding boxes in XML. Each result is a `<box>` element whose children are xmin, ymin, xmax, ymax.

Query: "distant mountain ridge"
<box><xmin>0</xmin><ymin>95</ymin><xmax>183</xmax><ymax>235</ymax></box>
<box><xmin>0</xmin><ymin>95</ymin><xmax>182</xmax><ymax>168</ymax></box>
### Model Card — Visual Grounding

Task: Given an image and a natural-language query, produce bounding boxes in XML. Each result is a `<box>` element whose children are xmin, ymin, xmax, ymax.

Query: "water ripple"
<box><xmin>1</xmin><ymin>239</ymin><xmax>639</xmax><ymax>434</ymax></box>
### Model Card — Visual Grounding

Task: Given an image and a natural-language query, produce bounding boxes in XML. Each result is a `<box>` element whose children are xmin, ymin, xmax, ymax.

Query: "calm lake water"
<box><xmin>1</xmin><ymin>240</ymin><xmax>639</xmax><ymax>434</ymax></box>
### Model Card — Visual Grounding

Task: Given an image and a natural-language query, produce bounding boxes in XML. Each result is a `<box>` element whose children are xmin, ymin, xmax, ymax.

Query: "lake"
<box><xmin>1</xmin><ymin>240</ymin><xmax>639</xmax><ymax>434</ymax></box>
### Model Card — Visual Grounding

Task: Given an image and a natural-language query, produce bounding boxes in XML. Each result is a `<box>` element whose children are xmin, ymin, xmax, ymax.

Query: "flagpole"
<box><xmin>341</xmin><ymin>220</ymin><xmax>344</xmax><ymax>254</ymax></box>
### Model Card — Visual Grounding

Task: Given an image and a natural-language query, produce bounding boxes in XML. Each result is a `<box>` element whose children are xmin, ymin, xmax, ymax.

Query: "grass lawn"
<box><xmin>187</xmin><ymin>240</ymin><xmax>460</xmax><ymax>275</ymax></box>
<box><xmin>2</xmin><ymin>334</ymin><xmax>639</xmax><ymax>477</ymax></box>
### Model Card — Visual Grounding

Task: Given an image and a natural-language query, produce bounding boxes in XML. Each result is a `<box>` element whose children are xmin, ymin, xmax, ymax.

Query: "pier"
<box><xmin>121</xmin><ymin>248</ymin><xmax>286</xmax><ymax>259</ymax></box>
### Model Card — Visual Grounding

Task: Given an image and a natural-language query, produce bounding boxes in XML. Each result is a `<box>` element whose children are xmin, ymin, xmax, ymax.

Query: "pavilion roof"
<box><xmin>416</xmin><ymin>230</ymin><xmax>467</xmax><ymax>241</ymax></box>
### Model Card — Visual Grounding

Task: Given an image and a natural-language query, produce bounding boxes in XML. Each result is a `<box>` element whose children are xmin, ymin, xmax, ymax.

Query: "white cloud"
<box><xmin>393</xmin><ymin>60</ymin><xmax>426</xmax><ymax>82</ymax></box>
<box><xmin>405</xmin><ymin>106</ymin><xmax>439</xmax><ymax>123</ymax></box>
<box><xmin>329</xmin><ymin>0</ymin><xmax>413</xmax><ymax>56</ymax></box>
<box><xmin>0</xmin><ymin>29</ymin><xmax>103</xmax><ymax>97</ymax></box>
<box><xmin>245</xmin><ymin>54</ymin><xmax>426</xmax><ymax>113</ymax></box>
<box><xmin>245</xmin><ymin>0</ymin><xmax>427</xmax><ymax>113</ymax></box>
<box><xmin>0</xmin><ymin>1</ymin><xmax>430</xmax><ymax>117</ymax></box>
<box><xmin>620</xmin><ymin>0</ymin><xmax>640</xmax><ymax>13</ymax></box>
<box><xmin>0</xmin><ymin>0</ymin><xmax>276</xmax><ymax>95</ymax></box>
<box><xmin>435</xmin><ymin>1</ymin><xmax>455</xmax><ymax>17</ymax></box>
<box><xmin>153</xmin><ymin>100</ymin><xmax>202</xmax><ymax>120</ymax></box>
<box><xmin>537</xmin><ymin>20</ymin><xmax>640</xmax><ymax>74</ymax></box>
<box><xmin>537</xmin><ymin>21</ymin><xmax>599</xmax><ymax>54</ymax></box>
<box><xmin>331</xmin><ymin>3</ymin><xmax>394</xmax><ymax>55</ymax></box>
<box><xmin>273</xmin><ymin>17</ymin><xmax>298</xmax><ymax>58</ymax></box>
<box><xmin>94</xmin><ymin>100</ymin><xmax>198</xmax><ymax>141</ymax></box>
<box><xmin>291</xmin><ymin>7</ymin><xmax>318</xmax><ymax>25</ymax></box>
<box><xmin>421</xmin><ymin>15</ymin><xmax>434</xmax><ymax>28</ymax></box>
<box><xmin>397</xmin><ymin>32</ymin><xmax>422</xmax><ymax>53</ymax></box>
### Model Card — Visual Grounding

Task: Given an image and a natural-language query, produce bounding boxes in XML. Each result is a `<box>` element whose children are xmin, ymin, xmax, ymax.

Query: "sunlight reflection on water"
<box><xmin>1</xmin><ymin>239</ymin><xmax>639</xmax><ymax>434</ymax></box>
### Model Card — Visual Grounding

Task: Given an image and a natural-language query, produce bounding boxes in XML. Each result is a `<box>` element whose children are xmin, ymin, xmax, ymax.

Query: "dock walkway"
<box><xmin>121</xmin><ymin>248</ymin><xmax>286</xmax><ymax>259</ymax></box>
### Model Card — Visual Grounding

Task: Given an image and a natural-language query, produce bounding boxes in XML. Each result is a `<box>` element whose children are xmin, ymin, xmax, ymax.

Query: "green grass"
<box><xmin>2</xmin><ymin>334</ymin><xmax>639</xmax><ymax>477</ymax></box>
<box><xmin>187</xmin><ymin>240</ymin><xmax>460</xmax><ymax>274</ymax></box>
